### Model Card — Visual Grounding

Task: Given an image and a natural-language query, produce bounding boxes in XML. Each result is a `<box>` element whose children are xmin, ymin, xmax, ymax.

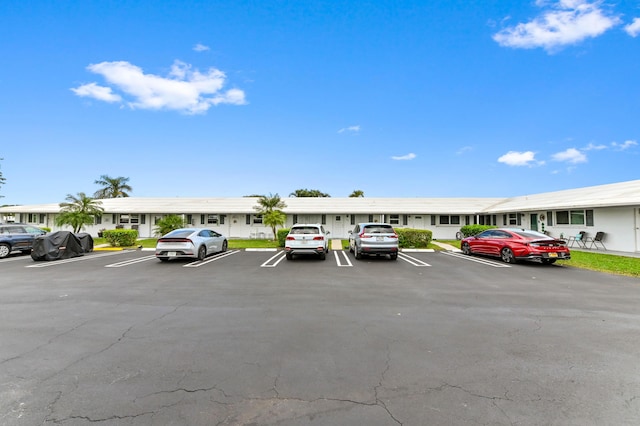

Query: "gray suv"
<box><xmin>348</xmin><ymin>223</ymin><xmax>399</xmax><ymax>260</ymax></box>
<box><xmin>0</xmin><ymin>223</ymin><xmax>47</xmax><ymax>259</ymax></box>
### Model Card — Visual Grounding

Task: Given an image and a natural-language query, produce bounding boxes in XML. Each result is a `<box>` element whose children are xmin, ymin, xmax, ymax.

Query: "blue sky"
<box><xmin>1</xmin><ymin>0</ymin><xmax>639</xmax><ymax>205</ymax></box>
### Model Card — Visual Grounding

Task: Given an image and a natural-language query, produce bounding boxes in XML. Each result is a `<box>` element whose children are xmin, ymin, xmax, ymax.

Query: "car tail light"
<box><xmin>389</xmin><ymin>233</ymin><xmax>398</xmax><ymax>239</ymax></box>
<box><xmin>286</xmin><ymin>236</ymin><xmax>295</xmax><ymax>241</ymax></box>
<box><xmin>158</xmin><ymin>238</ymin><xmax>192</xmax><ymax>243</ymax></box>
<box><xmin>313</xmin><ymin>236</ymin><xmax>324</xmax><ymax>241</ymax></box>
<box><xmin>359</xmin><ymin>232</ymin><xmax>372</xmax><ymax>238</ymax></box>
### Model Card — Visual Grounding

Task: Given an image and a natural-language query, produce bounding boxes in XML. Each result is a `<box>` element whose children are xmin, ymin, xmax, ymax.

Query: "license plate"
<box><xmin>549</xmin><ymin>252</ymin><xmax>558</xmax><ymax>258</ymax></box>
<box><xmin>168</xmin><ymin>251</ymin><xmax>177</xmax><ymax>257</ymax></box>
<box><xmin>376</xmin><ymin>237</ymin><xmax>384</xmax><ymax>241</ymax></box>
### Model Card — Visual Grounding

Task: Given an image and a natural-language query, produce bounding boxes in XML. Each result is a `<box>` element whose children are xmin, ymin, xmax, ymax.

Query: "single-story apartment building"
<box><xmin>1</xmin><ymin>179</ymin><xmax>639</xmax><ymax>253</ymax></box>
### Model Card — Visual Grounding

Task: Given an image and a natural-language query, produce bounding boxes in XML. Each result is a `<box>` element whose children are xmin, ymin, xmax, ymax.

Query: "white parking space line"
<box><xmin>105</xmin><ymin>255</ymin><xmax>157</xmax><ymax>268</ymax></box>
<box><xmin>260</xmin><ymin>251</ymin><xmax>286</xmax><ymax>268</ymax></box>
<box><xmin>398</xmin><ymin>253</ymin><xmax>431</xmax><ymax>267</ymax></box>
<box><xmin>183</xmin><ymin>250</ymin><xmax>240</xmax><ymax>267</ymax></box>
<box><xmin>441</xmin><ymin>251</ymin><xmax>512</xmax><ymax>268</ymax></box>
<box><xmin>26</xmin><ymin>251</ymin><xmax>128</xmax><ymax>268</ymax></box>
<box><xmin>334</xmin><ymin>251</ymin><xmax>353</xmax><ymax>267</ymax></box>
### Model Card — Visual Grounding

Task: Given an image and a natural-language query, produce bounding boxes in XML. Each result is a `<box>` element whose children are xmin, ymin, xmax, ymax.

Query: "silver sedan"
<box><xmin>155</xmin><ymin>228</ymin><xmax>228</xmax><ymax>261</ymax></box>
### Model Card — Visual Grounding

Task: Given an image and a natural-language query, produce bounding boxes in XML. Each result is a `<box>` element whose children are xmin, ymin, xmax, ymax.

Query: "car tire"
<box><xmin>0</xmin><ymin>243</ymin><xmax>10</xmax><ymax>259</ymax></box>
<box><xmin>501</xmin><ymin>247</ymin><xmax>516</xmax><ymax>264</ymax></box>
<box><xmin>461</xmin><ymin>242</ymin><xmax>471</xmax><ymax>255</ymax></box>
<box><xmin>158</xmin><ymin>257</ymin><xmax>169</xmax><ymax>262</ymax></box>
<box><xmin>390</xmin><ymin>253</ymin><xmax>398</xmax><ymax>260</ymax></box>
<box><xmin>285</xmin><ymin>252</ymin><xmax>293</xmax><ymax>260</ymax></box>
<box><xmin>348</xmin><ymin>243</ymin><xmax>353</xmax><ymax>253</ymax></box>
<box><xmin>197</xmin><ymin>245</ymin><xmax>206</xmax><ymax>260</ymax></box>
<box><xmin>221</xmin><ymin>240</ymin><xmax>228</xmax><ymax>252</ymax></box>
<box><xmin>319</xmin><ymin>252</ymin><xmax>326</xmax><ymax>260</ymax></box>
<box><xmin>354</xmin><ymin>245</ymin><xmax>362</xmax><ymax>260</ymax></box>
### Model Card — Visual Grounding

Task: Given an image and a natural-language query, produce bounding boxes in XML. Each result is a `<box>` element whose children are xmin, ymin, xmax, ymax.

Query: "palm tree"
<box><xmin>254</xmin><ymin>193</ymin><xmax>286</xmax><ymax>240</ymax></box>
<box><xmin>349</xmin><ymin>190</ymin><xmax>364</xmax><ymax>197</ymax></box>
<box><xmin>55</xmin><ymin>192</ymin><xmax>104</xmax><ymax>233</ymax></box>
<box><xmin>94</xmin><ymin>175</ymin><xmax>133</xmax><ymax>198</ymax></box>
<box><xmin>0</xmin><ymin>158</ymin><xmax>5</xmax><ymax>198</ymax></box>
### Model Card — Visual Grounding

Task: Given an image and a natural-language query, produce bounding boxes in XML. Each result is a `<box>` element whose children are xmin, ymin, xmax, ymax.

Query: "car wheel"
<box><xmin>501</xmin><ymin>247</ymin><xmax>516</xmax><ymax>264</ymax></box>
<box><xmin>221</xmin><ymin>240</ymin><xmax>228</xmax><ymax>252</ymax></box>
<box><xmin>390</xmin><ymin>253</ymin><xmax>398</xmax><ymax>260</ymax></box>
<box><xmin>285</xmin><ymin>252</ymin><xmax>293</xmax><ymax>260</ymax></box>
<box><xmin>197</xmin><ymin>245</ymin><xmax>206</xmax><ymax>260</ymax></box>
<box><xmin>354</xmin><ymin>245</ymin><xmax>362</xmax><ymax>260</ymax></box>
<box><xmin>461</xmin><ymin>242</ymin><xmax>471</xmax><ymax>255</ymax></box>
<box><xmin>348</xmin><ymin>243</ymin><xmax>353</xmax><ymax>253</ymax></box>
<box><xmin>0</xmin><ymin>243</ymin><xmax>10</xmax><ymax>259</ymax></box>
<box><xmin>542</xmin><ymin>258</ymin><xmax>557</xmax><ymax>265</ymax></box>
<box><xmin>158</xmin><ymin>257</ymin><xmax>169</xmax><ymax>262</ymax></box>
<box><xmin>319</xmin><ymin>252</ymin><xmax>326</xmax><ymax>260</ymax></box>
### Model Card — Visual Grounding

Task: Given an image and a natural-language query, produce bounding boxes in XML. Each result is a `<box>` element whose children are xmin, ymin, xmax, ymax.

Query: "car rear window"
<box><xmin>363</xmin><ymin>225</ymin><xmax>394</xmax><ymax>234</ymax></box>
<box><xmin>290</xmin><ymin>227</ymin><xmax>321</xmax><ymax>234</ymax></box>
<box><xmin>164</xmin><ymin>230</ymin><xmax>193</xmax><ymax>238</ymax></box>
<box><xmin>513</xmin><ymin>230</ymin><xmax>550</xmax><ymax>239</ymax></box>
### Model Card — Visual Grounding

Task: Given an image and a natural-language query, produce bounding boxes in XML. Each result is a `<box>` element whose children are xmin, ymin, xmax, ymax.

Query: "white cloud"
<box><xmin>391</xmin><ymin>153</ymin><xmax>416</xmax><ymax>161</ymax></box>
<box><xmin>611</xmin><ymin>140</ymin><xmax>638</xmax><ymax>151</ymax></box>
<box><xmin>582</xmin><ymin>142</ymin><xmax>607</xmax><ymax>150</ymax></box>
<box><xmin>456</xmin><ymin>146</ymin><xmax>473</xmax><ymax>155</ymax></box>
<box><xmin>552</xmin><ymin>147</ymin><xmax>587</xmax><ymax>163</ymax></box>
<box><xmin>193</xmin><ymin>43</ymin><xmax>210</xmax><ymax>52</ymax></box>
<box><xmin>71</xmin><ymin>60</ymin><xmax>246</xmax><ymax>114</ymax></box>
<box><xmin>497</xmin><ymin>151</ymin><xmax>539</xmax><ymax>166</ymax></box>
<box><xmin>70</xmin><ymin>82</ymin><xmax>122</xmax><ymax>102</ymax></box>
<box><xmin>492</xmin><ymin>0</ymin><xmax>620</xmax><ymax>51</ymax></box>
<box><xmin>338</xmin><ymin>125</ymin><xmax>360</xmax><ymax>133</ymax></box>
<box><xmin>625</xmin><ymin>18</ymin><xmax>640</xmax><ymax>37</ymax></box>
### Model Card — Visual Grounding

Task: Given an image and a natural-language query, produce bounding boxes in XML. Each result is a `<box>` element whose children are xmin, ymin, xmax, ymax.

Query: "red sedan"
<box><xmin>461</xmin><ymin>228</ymin><xmax>571</xmax><ymax>264</ymax></box>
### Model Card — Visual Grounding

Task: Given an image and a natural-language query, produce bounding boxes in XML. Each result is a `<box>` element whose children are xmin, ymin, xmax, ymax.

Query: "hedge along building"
<box><xmin>1</xmin><ymin>179</ymin><xmax>639</xmax><ymax>253</ymax></box>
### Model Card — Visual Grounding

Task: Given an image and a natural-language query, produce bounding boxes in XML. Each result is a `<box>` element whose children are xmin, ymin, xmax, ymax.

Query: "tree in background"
<box><xmin>349</xmin><ymin>190</ymin><xmax>364</xmax><ymax>197</ymax></box>
<box><xmin>254</xmin><ymin>193</ymin><xmax>287</xmax><ymax>240</ymax></box>
<box><xmin>289</xmin><ymin>188</ymin><xmax>330</xmax><ymax>197</ymax></box>
<box><xmin>55</xmin><ymin>192</ymin><xmax>104</xmax><ymax>233</ymax></box>
<box><xmin>94</xmin><ymin>175</ymin><xmax>133</xmax><ymax>198</ymax></box>
<box><xmin>154</xmin><ymin>214</ymin><xmax>186</xmax><ymax>236</ymax></box>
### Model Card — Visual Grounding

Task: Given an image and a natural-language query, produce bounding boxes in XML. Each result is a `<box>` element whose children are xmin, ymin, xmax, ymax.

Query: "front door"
<box><xmin>529</xmin><ymin>214</ymin><xmax>538</xmax><ymax>232</ymax></box>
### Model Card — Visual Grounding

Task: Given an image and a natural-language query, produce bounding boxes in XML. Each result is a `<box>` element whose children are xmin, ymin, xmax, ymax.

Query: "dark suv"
<box><xmin>0</xmin><ymin>223</ymin><xmax>46</xmax><ymax>258</ymax></box>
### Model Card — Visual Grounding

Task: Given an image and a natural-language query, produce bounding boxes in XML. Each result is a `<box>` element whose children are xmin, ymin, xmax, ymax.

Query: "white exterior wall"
<box><xmin>11</xmin><ymin>206</ymin><xmax>640</xmax><ymax>253</ymax></box>
<box><xmin>543</xmin><ymin>207</ymin><xmax>636</xmax><ymax>252</ymax></box>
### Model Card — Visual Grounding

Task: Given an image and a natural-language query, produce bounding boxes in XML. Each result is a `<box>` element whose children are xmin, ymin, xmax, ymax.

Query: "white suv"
<box><xmin>284</xmin><ymin>224</ymin><xmax>330</xmax><ymax>260</ymax></box>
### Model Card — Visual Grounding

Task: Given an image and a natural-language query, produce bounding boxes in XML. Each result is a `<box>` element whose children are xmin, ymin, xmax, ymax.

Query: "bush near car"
<box><xmin>396</xmin><ymin>228</ymin><xmax>432</xmax><ymax>248</ymax></box>
<box><xmin>460</xmin><ymin>224</ymin><xmax>496</xmax><ymax>238</ymax></box>
<box><xmin>277</xmin><ymin>228</ymin><xmax>290</xmax><ymax>247</ymax></box>
<box><xmin>103</xmin><ymin>229</ymin><xmax>138</xmax><ymax>247</ymax></box>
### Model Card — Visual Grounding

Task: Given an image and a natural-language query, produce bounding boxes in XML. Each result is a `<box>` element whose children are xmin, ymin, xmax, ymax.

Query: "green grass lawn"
<box><xmin>95</xmin><ymin>237</ymin><xmax>640</xmax><ymax>278</ymax></box>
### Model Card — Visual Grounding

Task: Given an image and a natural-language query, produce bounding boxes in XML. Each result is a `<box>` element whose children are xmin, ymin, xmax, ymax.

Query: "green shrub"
<box><xmin>277</xmin><ymin>228</ymin><xmax>290</xmax><ymax>247</ymax></box>
<box><xmin>103</xmin><ymin>229</ymin><xmax>138</xmax><ymax>247</ymax></box>
<box><xmin>40</xmin><ymin>227</ymin><xmax>51</xmax><ymax>233</ymax></box>
<box><xmin>460</xmin><ymin>224</ymin><xmax>495</xmax><ymax>238</ymax></box>
<box><xmin>153</xmin><ymin>214</ymin><xmax>186</xmax><ymax>236</ymax></box>
<box><xmin>396</xmin><ymin>228</ymin><xmax>432</xmax><ymax>248</ymax></box>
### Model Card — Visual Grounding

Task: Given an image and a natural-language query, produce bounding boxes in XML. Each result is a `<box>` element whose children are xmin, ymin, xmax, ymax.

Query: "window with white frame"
<box><xmin>389</xmin><ymin>214</ymin><xmax>400</xmax><ymax>225</ymax></box>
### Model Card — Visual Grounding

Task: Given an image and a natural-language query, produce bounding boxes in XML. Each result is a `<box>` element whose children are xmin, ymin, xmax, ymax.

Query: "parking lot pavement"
<box><xmin>1</xmin><ymin>250</ymin><xmax>640</xmax><ymax>425</ymax></box>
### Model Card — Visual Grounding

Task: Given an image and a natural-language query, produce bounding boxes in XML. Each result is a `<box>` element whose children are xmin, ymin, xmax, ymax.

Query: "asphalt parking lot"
<box><xmin>1</xmin><ymin>249</ymin><xmax>639</xmax><ymax>425</ymax></box>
